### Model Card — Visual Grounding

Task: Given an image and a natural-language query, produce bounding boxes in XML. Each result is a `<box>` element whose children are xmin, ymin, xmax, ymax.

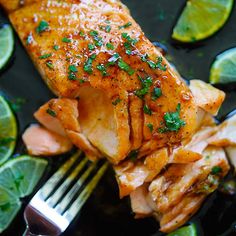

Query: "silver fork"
<box><xmin>23</xmin><ymin>151</ymin><xmax>108</xmax><ymax>236</ymax></box>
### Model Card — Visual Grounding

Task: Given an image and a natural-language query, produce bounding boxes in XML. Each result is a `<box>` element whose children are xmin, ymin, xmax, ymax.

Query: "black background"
<box><xmin>1</xmin><ymin>0</ymin><xmax>236</xmax><ymax>235</ymax></box>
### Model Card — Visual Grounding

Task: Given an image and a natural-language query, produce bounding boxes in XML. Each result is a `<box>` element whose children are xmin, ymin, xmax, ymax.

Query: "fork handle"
<box><xmin>23</xmin><ymin>228</ymin><xmax>38</xmax><ymax>236</ymax></box>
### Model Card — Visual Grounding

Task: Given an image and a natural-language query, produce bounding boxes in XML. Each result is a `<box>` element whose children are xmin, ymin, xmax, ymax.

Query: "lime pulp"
<box><xmin>0</xmin><ymin>24</ymin><xmax>14</xmax><ymax>70</ymax></box>
<box><xmin>210</xmin><ymin>47</ymin><xmax>236</xmax><ymax>84</ymax></box>
<box><xmin>0</xmin><ymin>96</ymin><xmax>17</xmax><ymax>164</ymax></box>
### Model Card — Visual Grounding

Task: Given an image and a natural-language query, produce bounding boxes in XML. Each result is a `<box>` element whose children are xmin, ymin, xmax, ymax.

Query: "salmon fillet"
<box><xmin>3</xmin><ymin>0</ymin><xmax>230</xmax><ymax>233</ymax></box>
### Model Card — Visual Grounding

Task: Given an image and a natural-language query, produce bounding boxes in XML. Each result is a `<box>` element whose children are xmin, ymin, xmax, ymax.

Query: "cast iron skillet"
<box><xmin>1</xmin><ymin>0</ymin><xmax>236</xmax><ymax>235</ymax></box>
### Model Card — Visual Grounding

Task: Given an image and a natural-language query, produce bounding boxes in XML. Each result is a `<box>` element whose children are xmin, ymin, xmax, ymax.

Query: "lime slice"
<box><xmin>0</xmin><ymin>24</ymin><xmax>14</xmax><ymax>70</ymax></box>
<box><xmin>0</xmin><ymin>96</ymin><xmax>17</xmax><ymax>164</ymax></box>
<box><xmin>0</xmin><ymin>156</ymin><xmax>48</xmax><ymax>198</ymax></box>
<box><xmin>210</xmin><ymin>47</ymin><xmax>236</xmax><ymax>84</ymax></box>
<box><xmin>0</xmin><ymin>186</ymin><xmax>21</xmax><ymax>233</ymax></box>
<box><xmin>172</xmin><ymin>0</ymin><xmax>234</xmax><ymax>42</ymax></box>
<box><xmin>167</xmin><ymin>224</ymin><xmax>197</xmax><ymax>236</ymax></box>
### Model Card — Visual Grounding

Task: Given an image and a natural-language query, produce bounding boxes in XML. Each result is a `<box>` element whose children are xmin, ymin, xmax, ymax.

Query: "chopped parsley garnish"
<box><xmin>46</xmin><ymin>61</ymin><xmax>54</xmax><ymax>69</ymax></box>
<box><xmin>141</xmin><ymin>54</ymin><xmax>167</xmax><ymax>71</ymax></box>
<box><xmin>147</xmin><ymin>123</ymin><xmax>153</xmax><ymax>132</ymax></box>
<box><xmin>211</xmin><ymin>166</ymin><xmax>222</xmax><ymax>175</ymax></box>
<box><xmin>118</xmin><ymin>59</ymin><xmax>135</xmax><ymax>75</ymax></box>
<box><xmin>84</xmin><ymin>54</ymin><xmax>96</xmax><ymax>74</ymax></box>
<box><xmin>88</xmin><ymin>43</ymin><xmax>95</xmax><ymax>50</ymax></box>
<box><xmin>62</xmin><ymin>37</ymin><xmax>72</xmax><ymax>43</ymax></box>
<box><xmin>79</xmin><ymin>31</ymin><xmax>85</xmax><ymax>37</ymax></box>
<box><xmin>68</xmin><ymin>65</ymin><xmax>78</xmax><ymax>80</ymax></box>
<box><xmin>105</xmin><ymin>25</ymin><xmax>111</xmax><ymax>33</ymax></box>
<box><xmin>68</xmin><ymin>72</ymin><xmax>77</xmax><ymax>80</ymax></box>
<box><xmin>128</xmin><ymin>150</ymin><xmax>139</xmax><ymax>162</ymax></box>
<box><xmin>97</xmin><ymin>64</ymin><xmax>108</xmax><ymax>76</ymax></box>
<box><xmin>39</xmin><ymin>53</ymin><xmax>52</xmax><ymax>59</ymax></box>
<box><xmin>53</xmin><ymin>45</ymin><xmax>59</xmax><ymax>50</ymax></box>
<box><xmin>46</xmin><ymin>108</ymin><xmax>57</xmax><ymax>117</ymax></box>
<box><xmin>159</xmin><ymin>103</ymin><xmax>186</xmax><ymax>133</ymax></box>
<box><xmin>135</xmin><ymin>76</ymin><xmax>153</xmax><ymax>99</ymax></box>
<box><xmin>108</xmin><ymin>53</ymin><xmax>120</xmax><ymax>65</ymax></box>
<box><xmin>0</xmin><ymin>137</ymin><xmax>15</xmax><ymax>146</ymax></box>
<box><xmin>112</xmin><ymin>98</ymin><xmax>121</xmax><ymax>106</ymax></box>
<box><xmin>143</xmin><ymin>104</ymin><xmax>152</xmax><ymax>115</ymax></box>
<box><xmin>69</xmin><ymin>65</ymin><xmax>78</xmax><ymax>72</ymax></box>
<box><xmin>121</xmin><ymin>33</ymin><xmax>138</xmax><ymax>55</ymax></box>
<box><xmin>119</xmin><ymin>22</ymin><xmax>132</xmax><ymax>29</ymax></box>
<box><xmin>106</xmin><ymin>43</ymin><xmax>115</xmax><ymax>50</ymax></box>
<box><xmin>36</xmin><ymin>20</ymin><xmax>49</xmax><ymax>34</ymax></box>
<box><xmin>89</xmin><ymin>30</ymin><xmax>103</xmax><ymax>47</ymax></box>
<box><xmin>152</xmin><ymin>87</ymin><xmax>162</xmax><ymax>100</ymax></box>
<box><xmin>26</xmin><ymin>34</ymin><xmax>33</xmax><ymax>45</ymax></box>
<box><xmin>8</xmin><ymin>98</ymin><xmax>26</xmax><ymax>112</ymax></box>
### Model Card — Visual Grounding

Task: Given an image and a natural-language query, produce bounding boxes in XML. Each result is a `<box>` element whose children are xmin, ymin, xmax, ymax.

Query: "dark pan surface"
<box><xmin>1</xmin><ymin>0</ymin><xmax>236</xmax><ymax>235</ymax></box>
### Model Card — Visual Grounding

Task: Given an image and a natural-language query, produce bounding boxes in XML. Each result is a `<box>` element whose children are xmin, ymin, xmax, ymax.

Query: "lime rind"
<box><xmin>172</xmin><ymin>0</ymin><xmax>234</xmax><ymax>42</ymax></box>
<box><xmin>0</xmin><ymin>24</ymin><xmax>14</xmax><ymax>69</ymax></box>
<box><xmin>210</xmin><ymin>47</ymin><xmax>236</xmax><ymax>84</ymax></box>
<box><xmin>167</xmin><ymin>223</ymin><xmax>197</xmax><ymax>236</ymax></box>
<box><xmin>0</xmin><ymin>96</ymin><xmax>17</xmax><ymax>164</ymax></box>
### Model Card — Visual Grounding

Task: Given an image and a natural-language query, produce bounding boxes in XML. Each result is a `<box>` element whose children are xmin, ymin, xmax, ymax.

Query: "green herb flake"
<box><xmin>69</xmin><ymin>65</ymin><xmax>78</xmax><ymax>73</ymax></box>
<box><xmin>106</xmin><ymin>43</ymin><xmax>115</xmax><ymax>50</ymax></box>
<box><xmin>90</xmin><ymin>30</ymin><xmax>103</xmax><ymax>47</ymax></box>
<box><xmin>88</xmin><ymin>43</ymin><xmax>95</xmax><ymax>50</ymax></box>
<box><xmin>84</xmin><ymin>54</ymin><xmax>96</xmax><ymax>74</ymax></box>
<box><xmin>39</xmin><ymin>53</ymin><xmax>52</xmax><ymax>59</ymax></box>
<box><xmin>118</xmin><ymin>59</ymin><xmax>135</xmax><ymax>75</ymax></box>
<box><xmin>135</xmin><ymin>76</ymin><xmax>153</xmax><ymax>99</ymax></box>
<box><xmin>62</xmin><ymin>37</ymin><xmax>72</xmax><ymax>43</ymax></box>
<box><xmin>211</xmin><ymin>166</ymin><xmax>222</xmax><ymax>175</ymax></box>
<box><xmin>97</xmin><ymin>64</ymin><xmax>108</xmax><ymax>76</ymax></box>
<box><xmin>105</xmin><ymin>25</ymin><xmax>111</xmax><ymax>33</ymax></box>
<box><xmin>36</xmin><ymin>20</ymin><xmax>49</xmax><ymax>34</ymax></box>
<box><xmin>112</xmin><ymin>98</ymin><xmax>121</xmax><ymax>106</ymax></box>
<box><xmin>119</xmin><ymin>22</ymin><xmax>132</xmax><ymax>29</ymax></box>
<box><xmin>108</xmin><ymin>53</ymin><xmax>120</xmax><ymax>65</ymax></box>
<box><xmin>8</xmin><ymin>98</ymin><xmax>26</xmax><ymax>112</ymax></box>
<box><xmin>68</xmin><ymin>72</ymin><xmax>77</xmax><ymax>81</ymax></box>
<box><xmin>128</xmin><ymin>150</ymin><xmax>139</xmax><ymax>162</ymax></box>
<box><xmin>159</xmin><ymin>103</ymin><xmax>186</xmax><ymax>133</ymax></box>
<box><xmin>46</xmin><ymin>61</ymin><xmax>54</xmax><ymax>69</ymax></box>
<box><xmin>79</xmin><ymin>31</ymin><xmax>85</xmax><ymax>37</ymax></box>
<box><xmin>143</xmin><ymin>104</ymin><xmax>152</xmax><ymax>116</ymax></box>
<box><xmin>46</xmin><ymin>108</ymin><xmax>57</xmax><ymax>117</ymax></box>
<box><xmin>121</xmin><ymin>33</ymin><xmax>138</xmax><ymax>55</ymax></box>
<box><xmin>152</xmin><ymin>87</ymin><xmax>162</xmax><ymax>101</ymax></box>
<box><xmin>53</xmin><ymin>45</ymin><xmax>59</xmax><ymax>51</ymax></box>
<box><xmin>147</xmin><ymin>123</ymin><xmax>153</xmax><ymax>132</ymax></box>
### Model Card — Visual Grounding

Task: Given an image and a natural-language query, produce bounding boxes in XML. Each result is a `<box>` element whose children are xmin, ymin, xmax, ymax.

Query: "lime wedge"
<box><xmin>0</xmin><ymin>186</ymin><xmax>21</xmax><ymax>233</ymax></box>
<box><xmin>167</xmin><ymin>224</ymin><xmax>197</xmax><ymax>236</ymax></box>
<box><xmin>0</xmin><ymin>95</ymin><xmax>17</xmax><ymax>164</ymax></box>
<box><xmin>172</xmin><ymin>0</ymin><xmax>234</xmax><ymax>42</ymax></box>
<box><xmin>0</xmin><ymin>24</ymin><xmax>14</xmax><ymax>70</ymax></box>
<box><xmin>0</xmin><ymin>156</ymin><xmax>48</xmax><ymax>198</ymax></box>
<box><xmin>210</xmin><ymin>47</ymin><xmax>236</xmax><ymax>84</ymax></box>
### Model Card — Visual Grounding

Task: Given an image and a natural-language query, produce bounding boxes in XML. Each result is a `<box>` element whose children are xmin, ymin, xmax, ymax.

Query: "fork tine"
<box><xmin>39</xmin><ymin>151</ymin><xmax>82</xmax><ymax>199</ymax></box>
<box><xmin>46</xmin><ymin>156</ymin><xmax>89</xmax><ymax>207</ymax></box>
<box><xmin>63</xmin><ymin>162</ymin><xmax>109</xmax><ymax>222</ymax></box>
<box><xmin>55</xmin><ymin>161</ymin><xmax>97</xmax><ymax>213</ymax></box>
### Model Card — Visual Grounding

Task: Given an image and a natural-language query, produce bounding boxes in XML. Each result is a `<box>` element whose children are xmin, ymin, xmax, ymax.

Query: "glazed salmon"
<box><xmin>1</xmin><ymin>0</ymin><xmax>230</xmax><ymax>233</ymax></box>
